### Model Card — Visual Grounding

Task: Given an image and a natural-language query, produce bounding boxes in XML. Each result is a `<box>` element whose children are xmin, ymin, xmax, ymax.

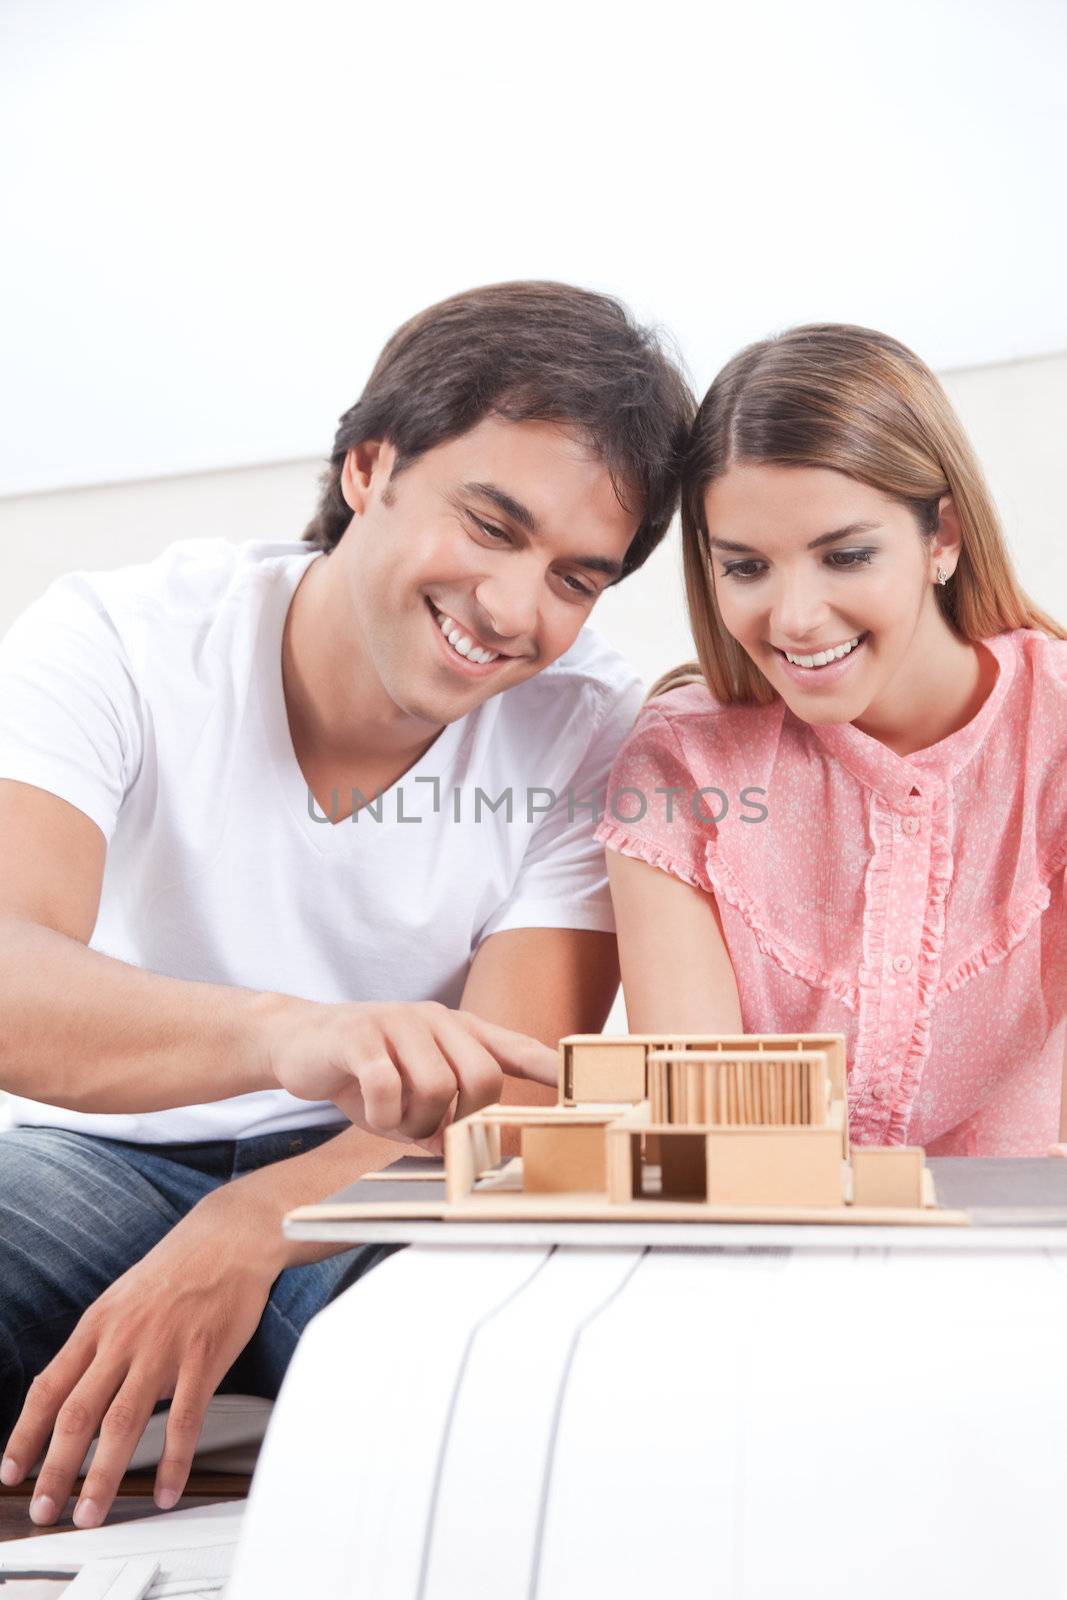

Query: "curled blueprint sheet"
<box><xmin>228</xmin><ymin>1241</ymin><xmax>1067</xmax><ymax>1599</ymax></box>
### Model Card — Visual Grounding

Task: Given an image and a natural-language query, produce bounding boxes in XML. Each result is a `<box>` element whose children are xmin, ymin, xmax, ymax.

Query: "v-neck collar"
<box><xmin>253</xmin><ymin>551</ymin><xmax>467</xmax><ymax>856</ymax></box>
<box><xmin>805</xmin><ymin>633</ymin><xmax>1016</xmax><ymax>807</ymax></box>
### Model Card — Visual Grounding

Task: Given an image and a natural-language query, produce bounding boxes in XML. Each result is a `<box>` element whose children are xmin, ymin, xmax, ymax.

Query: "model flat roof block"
<box><xmin>562</xmin><ymin>1039</ymin><xmax>649</xmax><ymax>1104</ymax></box>
<box><xmin>561</xmin><ymin>1033</ymin><xmax>848</xmax><ymax>1108</ymax></box>
<box><xmin>851</xmin><ymin>1146</ymin><xmax>926</xmax><ymax>1208</ymax></box>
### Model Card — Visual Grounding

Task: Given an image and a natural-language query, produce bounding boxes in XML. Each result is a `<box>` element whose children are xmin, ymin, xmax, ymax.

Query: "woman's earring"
<box><xmin>936</xmin><ymin>566</ymin><xmax>949</xmax><ymax>586</ymax></box>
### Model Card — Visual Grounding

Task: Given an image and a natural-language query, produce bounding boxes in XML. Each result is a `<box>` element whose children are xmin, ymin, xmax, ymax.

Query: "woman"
<box><xmin>596</xmin><ymin>324</ymin><xmax>1067</xmax><ymax>1155</ymax></box>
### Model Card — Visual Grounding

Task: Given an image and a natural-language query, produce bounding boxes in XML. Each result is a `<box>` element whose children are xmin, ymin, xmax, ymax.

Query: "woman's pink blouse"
<box><xmin>594</xmin><ymin>630</ymin><xmax>1067</xmax><ymax>1155</ymax></box>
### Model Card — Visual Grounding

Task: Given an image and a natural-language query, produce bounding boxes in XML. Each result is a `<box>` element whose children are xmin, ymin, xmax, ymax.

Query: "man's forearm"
<box><xmin>212</xmin><ymin>1121</ymin><xmax>414</xmax><ymax>1270</ymax></box>
<box><xmin>0</xmin><ymin>915</ymin><xmax>294</xmax><ymax>1112</ymax></box>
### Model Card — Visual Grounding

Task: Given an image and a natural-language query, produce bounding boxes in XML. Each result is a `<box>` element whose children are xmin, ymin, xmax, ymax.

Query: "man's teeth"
<box><xmin>433</xmin><ymin>609</ymin><xmax>500</xmax><ymax>665</ymax></box>
<box><xmin>783</xmin><ymin>635</ymin><xmax>863</xmax><ymax>669</ymax></box>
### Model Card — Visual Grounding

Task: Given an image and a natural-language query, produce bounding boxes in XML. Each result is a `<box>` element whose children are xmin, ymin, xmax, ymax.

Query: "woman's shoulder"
<box><xmin>636</xmin><ymin>679</ymin><xmax>781</xmax><ymax>751</ymax></box>
<box><xmin>610</xmin><ymin>679</ymin><xmax>783</xmax><ymax>789</ymax></box>
<box><xmin>1011</xmin><ymin>626</ymin><xmax>1067</xmax><ymax>671</ymax></box>
<box><xmin>642</xmin><ymin>676</ymin><xmax>780</xmax><ymax>727</ymax></box>
<box><xmin>995</xmin><ymin>627</ymin><xmax>1067</xmax><ymax>712</ymax></box>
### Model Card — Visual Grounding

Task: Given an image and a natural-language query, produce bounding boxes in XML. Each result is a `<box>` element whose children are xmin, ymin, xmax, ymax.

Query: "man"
<box><xmin>0</xmin><ymin>280</ymin><xmax>693</xmax><ymax>1527</ymax></box>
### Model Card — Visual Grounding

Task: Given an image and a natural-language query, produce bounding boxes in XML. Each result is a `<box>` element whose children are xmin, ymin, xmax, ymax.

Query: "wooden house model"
<box><xmin>442</xmin><ymin>1033</ymin><xmax>956</xmax><ymax>1224</ymax></box>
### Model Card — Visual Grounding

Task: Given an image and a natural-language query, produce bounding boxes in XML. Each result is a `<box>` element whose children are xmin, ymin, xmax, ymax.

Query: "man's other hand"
<box><xmin>0</xmin><ymin>1183</ymin><xmax>282</xmax><ymax>1527</ymax></box>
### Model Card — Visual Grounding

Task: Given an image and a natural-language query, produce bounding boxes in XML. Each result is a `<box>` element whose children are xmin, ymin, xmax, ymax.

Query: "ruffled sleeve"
<box><xmin>1031</xmin><ymin>632</ymin><xmax>1067</xmax><ymax>873</ymax></box>
<box><xmin>594</xmin><ymin>691</ymin><xmax>717</xmax><ymax>891</ymax></box>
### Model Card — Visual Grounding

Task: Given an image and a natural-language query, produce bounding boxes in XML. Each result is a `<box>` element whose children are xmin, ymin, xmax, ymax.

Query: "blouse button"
<box><xmin>892</xmin><ymin>954</ymin><xmax>913</xmax><ymax>975</ymax></box>
<box><xmin>901</xmin><ymin>816</ymin><xmax>921</xmax><ymax>836</ymax></box>
<box><xmin>871</xmin><ymin>1083</ymin><xmax>891</xmax><ymax>1101</ymax></box>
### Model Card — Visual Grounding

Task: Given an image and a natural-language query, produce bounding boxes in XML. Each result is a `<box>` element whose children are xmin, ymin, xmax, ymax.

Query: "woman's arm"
<box><xmin>606</xmin><ymin>849</ymin><xmax>743</xmax><ymax>1034</ymax></box>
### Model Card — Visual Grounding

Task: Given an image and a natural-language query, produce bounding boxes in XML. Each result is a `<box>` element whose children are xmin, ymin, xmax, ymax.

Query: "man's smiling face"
<box><xmin>333</xmin><ymin>416</ymin><xmax>641</xmax><ymax>725</ymax></box>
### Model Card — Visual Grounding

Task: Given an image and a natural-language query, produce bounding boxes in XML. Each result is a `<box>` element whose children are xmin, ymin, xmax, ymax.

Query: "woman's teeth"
<box><xmin>434</xmin><ymin>608</ymin><xmax>501</xmax><ymax>665</ymax></box>
<box><xmin>783</xmin><ymin>635</ymin><xmax>863</xmax><ymax>669</ymax></box>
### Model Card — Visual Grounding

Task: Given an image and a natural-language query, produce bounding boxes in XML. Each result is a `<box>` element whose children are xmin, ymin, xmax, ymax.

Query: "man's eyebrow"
<box><xmin>463</xmin><ymin>480</ymin><xmax>625</xmax><ymax>583</ymax></box>
<box><xmin>707</xmin><ymin>521</ymin><xmax>883</xmax><ymax>554</ymax></box>
<box><xmin>464</xmin><ymin>481</ymin><xmax>539</xmax><ymax>533</ymax></box>
<box><xmin>573</xmin><ymin>554</ymin><xmax>625</xmax><ymax>580</ymax></box>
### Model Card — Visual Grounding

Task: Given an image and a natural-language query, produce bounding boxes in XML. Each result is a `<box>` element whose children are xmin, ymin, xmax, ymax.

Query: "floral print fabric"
<box><xmin>595</xmin><ymin>631</ymin><xmax>1067</xmax><ymax>1154</ymax></box>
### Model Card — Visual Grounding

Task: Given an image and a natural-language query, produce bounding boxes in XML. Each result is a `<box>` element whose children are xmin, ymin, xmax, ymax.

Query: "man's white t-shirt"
<box><xmin>0</xmin><ymin>538</ymin><xmax>643</xmax><ymax>1143</ymax></box>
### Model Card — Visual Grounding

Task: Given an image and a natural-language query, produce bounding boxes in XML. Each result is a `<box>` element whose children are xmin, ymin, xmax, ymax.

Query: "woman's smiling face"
<box><xmin>704</xmin><ymin>461</ymin><xmax>954</xmax><ymax>726</ymax></box>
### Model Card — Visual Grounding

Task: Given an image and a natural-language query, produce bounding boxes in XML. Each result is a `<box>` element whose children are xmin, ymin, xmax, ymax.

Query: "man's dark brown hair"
<box><xmin>302</xmin><ymin>280</ymin><xmax>694</xmax><ymax>579</ymax></box>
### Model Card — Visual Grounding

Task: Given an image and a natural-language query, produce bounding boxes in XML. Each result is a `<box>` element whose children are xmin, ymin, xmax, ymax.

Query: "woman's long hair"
<box><xmin>654</xmin><ymin>324</ymin><xmax>1065</xmax><ymax>703</ymax></box>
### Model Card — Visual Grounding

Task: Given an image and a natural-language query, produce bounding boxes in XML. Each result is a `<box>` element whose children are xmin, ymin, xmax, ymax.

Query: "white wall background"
<box><xmin>2</xmin><ymin>0</ymin><xmax>1066</xmax><ymax>496</ymax></box>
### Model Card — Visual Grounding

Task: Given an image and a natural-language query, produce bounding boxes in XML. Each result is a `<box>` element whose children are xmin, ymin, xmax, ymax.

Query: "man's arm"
<box><xmin>0</xmin><ymin>780</ymin><xmax>554</xmax><ymax>1128</ymax></box>
<box><xmin>0</xmin><ymin>925</ymin><xmax>617</xmax><ymax>1527</ymax></box>
<box><xmin>149</xmin><ymin>926</ymin><xmax>622</xmax><ymax>1270</ymax></box>
<box><xmin>147</xmin><ymin>925</ymin><xmax>623</xmax><ymax>1273</ymax></box>
<box><xmin>108</xmin><ymin>924</ymin><xmax>623</xmax><ymax>1273</ymax></box>
<box><xmin>0</xmin><ymin>780</ymin><xmax>273</xmax><ymax>1107</ymax></box>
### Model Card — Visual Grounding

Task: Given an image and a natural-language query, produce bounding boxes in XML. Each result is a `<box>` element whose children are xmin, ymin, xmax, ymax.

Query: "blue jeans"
<box><xmin>0</xmin><ymin>1124</ymin><xmax>398</xmax><ymax>1446</ymax></box>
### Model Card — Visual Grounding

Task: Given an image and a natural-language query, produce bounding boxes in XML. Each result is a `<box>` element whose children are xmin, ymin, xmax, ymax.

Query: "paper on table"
<box><xmin>65</xmin><ymin>1557</ymin><xmax>159</xmax><ymax>1598</ymax></box>
<box><xmin>0</xmin><ymin>1500</ymin><xmax>243</xmax><ymax>1597</ymax></box>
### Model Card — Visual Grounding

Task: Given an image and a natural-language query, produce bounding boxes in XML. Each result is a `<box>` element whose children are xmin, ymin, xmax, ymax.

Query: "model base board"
<box><xmin>290</xmin><ymin>1156</ymin><xmax>968</xmax><ymax>1227</ymax></box>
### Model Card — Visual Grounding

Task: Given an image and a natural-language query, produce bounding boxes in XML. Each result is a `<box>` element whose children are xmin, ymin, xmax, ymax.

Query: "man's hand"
<box><xmin>263</xmin><ymin>998</ymin><xmax>559</xmax><ymax>1142</ymax></box>
<box><xmin>0</xmin><ymin>1182</ymin><xmax>284</xmax><ymax>1529</ymax></box>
